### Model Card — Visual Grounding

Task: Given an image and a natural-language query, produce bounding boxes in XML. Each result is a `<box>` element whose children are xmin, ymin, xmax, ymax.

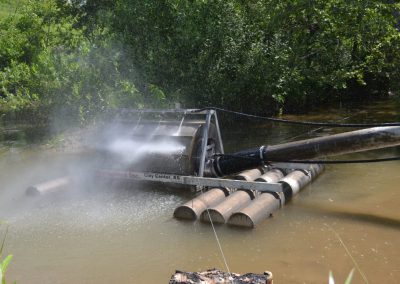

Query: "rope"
<box><xmin>200</xmin><ymin>187</ymin><xmax>232</xmax><ymax>281</ymax></box>
<box><xmin>204</xmin><ymin>205</ymin><xmax>232</xmax><ymax>278</ymax></box>
<box><xmin>214</xmin><ymin>154</ymin><xmax>400</xmax><ymax>164</ymax></box>
<box><xmin>191</xmin><ymin>107</ymin><xmax>400</xmax><ymax>127</ymax></box>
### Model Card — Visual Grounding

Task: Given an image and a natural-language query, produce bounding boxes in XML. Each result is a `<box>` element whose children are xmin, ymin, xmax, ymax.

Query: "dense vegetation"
<box><xmin>0</xmin><ymin>0</ymin><xmax>399</xmax><ymax>123</ymax></box>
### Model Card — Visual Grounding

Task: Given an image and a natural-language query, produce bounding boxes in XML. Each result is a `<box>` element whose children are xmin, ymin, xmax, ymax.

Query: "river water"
<box><xmin>0</xmin><ymin>98</ymin><xmax>399</xmax><ymax>283</ymax></box>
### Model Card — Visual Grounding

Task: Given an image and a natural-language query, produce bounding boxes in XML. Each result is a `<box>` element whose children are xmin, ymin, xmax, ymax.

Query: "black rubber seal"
<box><xmin>279</xmin><ymin>181</ymin><xmax>293</xmax><ymax>202</ymax></box>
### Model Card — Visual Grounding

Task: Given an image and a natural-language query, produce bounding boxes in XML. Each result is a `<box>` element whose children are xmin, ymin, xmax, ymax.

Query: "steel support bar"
<box><xmin>214</xmin><ymin>111</ymin><xmax>225</xmax><ymax>154</ymax></box>
<box><xmin>97</xmin><ymin>170</ymin><xmax>283</xmax><ymax>193</ymax></box>
<box><xmin>198</xmin><ymin>110</ymin><xmax>212</xmax><ymax>177</ymax></box>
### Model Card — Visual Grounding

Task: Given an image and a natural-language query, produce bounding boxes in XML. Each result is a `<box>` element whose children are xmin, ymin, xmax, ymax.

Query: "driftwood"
<box><xmin>169</xmin><ymin>268</ymin><xmax>273</xmax><ymax>284</ymax></box>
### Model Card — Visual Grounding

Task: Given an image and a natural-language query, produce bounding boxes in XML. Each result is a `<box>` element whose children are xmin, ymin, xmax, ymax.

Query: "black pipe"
<box><xmin>208</xmin><ymin>126</ymin><xmax>400</xmax><ymax>177</ymax></box>
<box><xmin>210</xmin><ymin>148</ymin><xmax>264</xmax><ymax>177</ymax></box>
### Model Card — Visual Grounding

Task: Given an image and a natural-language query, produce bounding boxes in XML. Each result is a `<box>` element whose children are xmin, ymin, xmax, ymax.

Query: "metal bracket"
<box><xmin>197</xmin><ymin>109</ymin><xmax>224</xmax><ymax>178</ymax></box>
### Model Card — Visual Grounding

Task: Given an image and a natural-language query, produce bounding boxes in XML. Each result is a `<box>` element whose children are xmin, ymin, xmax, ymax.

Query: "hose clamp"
<box><xmin>259</xmin><ymin>145</ymin><xmax>267</xmax><ymax>166</ymax></box>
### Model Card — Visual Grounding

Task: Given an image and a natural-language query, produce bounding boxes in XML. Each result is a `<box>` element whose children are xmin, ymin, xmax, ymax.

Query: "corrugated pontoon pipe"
<box><xmin>255</xmin><ymin>168</ymin><xmax>284</xmax><ymax>183</ymax></box>
<box><xmin>233</xmin><ymin>168</ymin><xmax>265</xmax><ymax>181</ymax></box>
<box><xmin>280</xmin><ymin>164</ymin><xmax>324</xmax><ymax>201</ymax></box>
<box><xmin>173</xmin><ymin>188</ymin><xmax>229</xmax><ymax>220</ymax></box>
<box><xmin>227</xmin><ymin>169</ymin><xmax>284</xmax><ymax>227</ymax></box>
<box><xmin>200</xmin><ymin>168</ymin><xmax>263</xmax><ymax>224</ymax></box>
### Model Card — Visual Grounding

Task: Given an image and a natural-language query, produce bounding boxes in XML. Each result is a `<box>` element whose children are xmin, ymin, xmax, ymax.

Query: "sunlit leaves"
<box><xmin>111</xmin><ymin>0</ymin><xmax>400</xmax><ymax>112</ymax></box>
<box><xmin>0</xmin><ymin>0</ymin><xmax>145</xmax><ymax>123</ymax></box>
<box><xmin>1</xmin><ymin>0</ymin><xmax>399</xmax><ymax>117</ymax></box>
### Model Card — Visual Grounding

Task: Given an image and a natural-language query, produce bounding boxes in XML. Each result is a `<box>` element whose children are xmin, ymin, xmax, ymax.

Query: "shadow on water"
<box><xmin>294</xmin><ymin>202</ymin><xmax>400</xmax><ymax>231</ymax></box>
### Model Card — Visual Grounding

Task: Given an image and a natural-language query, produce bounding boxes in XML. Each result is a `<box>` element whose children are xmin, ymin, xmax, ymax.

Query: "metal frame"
<box><xmin>100</xmin><ymin>108</ymin><xmax>318</xmax><ymax>194</ymax></box>
<box><xmin>97</xmin><ymin>169</ymin><xmax>283</xmax><ymax>194</ymax></box>
<box><xmin>112</xmin><ymin>108</ymin><xmax>224</xmax><ymax>178</ymax></box>
<box><xmin>197</xmin><ymin>109</ymin><xmax>224</xmax><ymax>177</ymax></box>
<box><xmin>98</xmin><ymin>162</ymin><xmax>319</xmax><ymax>194</ymax></box>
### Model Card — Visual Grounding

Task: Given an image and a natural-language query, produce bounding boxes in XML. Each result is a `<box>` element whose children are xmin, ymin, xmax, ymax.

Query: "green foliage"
<box><xmin>0</xmin><ymin>224</ymin><xmax>12</xmax><ymax>284</ymax></box>
<box><xmin>0</xmin><ymin>255</ymin><xmax>13</xmax><ymax>284</ymax></box>
<box><xmin>329</xmin><ymin>269</ymin><xmax>355</xmax><ymax>284</ymax></box>
<box><xmin>0</xmin><ymin>0</ymin><xmax>17</xmax><ymax>19</ymax></box>
<box><xmin>0</xmin><ymin>0</ymin><xmax>146</xmax><ymax>125</ymax></box>
<box><xmin>0</xmin><ymin>0</ymin><xmax>399</xmax><ymax>119</ymax></box>
<box><xmin>34</xmin><ymin>37</ymin><xmax>144</xmax><ymax>124</ymax></box>
<box><xmin>110</xmin><ymin>0</ymin><xmax>400</xmax><ymax>112</ymax></box>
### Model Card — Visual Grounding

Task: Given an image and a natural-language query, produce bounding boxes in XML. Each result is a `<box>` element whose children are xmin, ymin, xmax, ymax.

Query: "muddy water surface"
<box><xmin>0</xmin><ymin>99</ymin><xmax>399</xmax><ymax>283</ymax></box>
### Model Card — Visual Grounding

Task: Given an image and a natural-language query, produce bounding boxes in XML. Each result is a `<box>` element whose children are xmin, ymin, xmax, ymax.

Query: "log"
<box><xmin>169</xmin><ymin>269</ymin><xmax>273</xmax><ymax>284</ymax></box>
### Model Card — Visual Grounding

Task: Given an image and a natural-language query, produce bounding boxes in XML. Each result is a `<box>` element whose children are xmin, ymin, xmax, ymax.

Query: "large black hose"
<box><xmin>207</xmin><ymin>126</ymin><xmax>400</xmax><ymax>177</ymax></box>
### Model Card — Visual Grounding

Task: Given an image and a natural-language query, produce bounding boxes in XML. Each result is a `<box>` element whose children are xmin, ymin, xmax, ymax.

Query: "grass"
<box><xmin>0</xmin><ymin>224</ymin><xmax>13</xmax><ymax>284</ymax></box>
<box><xmin>329</xmin><ymin>269</ymin><xmax>355</xmax><ymax>284</ymax></box>
<box><xmin>324</xmin><ymin>223</ymin><xmax>369</xmax><ymax>284</ymax></box>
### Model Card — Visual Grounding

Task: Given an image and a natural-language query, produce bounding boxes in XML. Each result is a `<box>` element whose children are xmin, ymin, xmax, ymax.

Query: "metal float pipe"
<box><xmin>233</xmin><ymin>168</ymin><xmax>264</xmax><ymax>181</ymax></box>
<box><xmin>200</xmin><ymin>190</ymin><xmax>253</xmax><ymax>224</ymax></box>
<box><xmin>228</xmin><ymin>165</ymin><xmax>324</xmax><ymax>228</ymax></box>
<box><xmin>255</xmin><ymin>168</ymin><xmax>285</xmax><ymax>183</ymax></box>
<box><xmin>208</xmin><ymin>126</ymin><xmax>400</xmax><ymax>176</ymax></box>
<box><xmin>173</xmin><ymin>188</ymin><xmax>228</xmax><ymax>220</ymax></box>
<box><xmin>200</xmin><ymin>169</ymin><xmax>263</xmax><ymax>224</ymax></box>
<box><xmin>228</xmin><ymin>169</ymin><xmax>284</xmax><ymax>228</ymax></box>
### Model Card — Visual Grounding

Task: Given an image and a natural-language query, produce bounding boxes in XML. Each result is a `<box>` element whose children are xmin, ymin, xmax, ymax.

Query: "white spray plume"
<box><xmin>107</xmin><ymin>138</ymin><xmax>185</xmax><ymax>164</ymax></box>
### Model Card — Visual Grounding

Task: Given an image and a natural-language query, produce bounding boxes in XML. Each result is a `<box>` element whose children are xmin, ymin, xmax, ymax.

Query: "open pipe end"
<box><xmin>227</xmin><ymin>212</ymin><xmax>255</xmax><ymax>228</ymax></box>
<box><xmin>173</xmin><ymin>206</ymin><xmax>198</xmax><ymax>220</ymax></box>
<box><xmin>25</xmin><ymin>186</ymin><xmax>40</xmax><ymax>197</ymax></box>
<box><xmin>200</xmin><ymin>209</ymin><xmax>226</xmax><ymax>224</ymax></box>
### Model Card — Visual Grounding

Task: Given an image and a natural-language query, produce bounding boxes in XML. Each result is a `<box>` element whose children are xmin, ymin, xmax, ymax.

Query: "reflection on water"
<box><xmin>0</xmin><ymin>98</ymin><xmax>400</xmax><ymax>283</ymax></box>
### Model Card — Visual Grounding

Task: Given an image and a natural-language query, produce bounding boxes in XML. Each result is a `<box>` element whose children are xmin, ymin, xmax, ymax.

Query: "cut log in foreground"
<box><xmin>169</xmin><ymin>269</ymin><xmax>273</xmax><ymax>284</ymax></box>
